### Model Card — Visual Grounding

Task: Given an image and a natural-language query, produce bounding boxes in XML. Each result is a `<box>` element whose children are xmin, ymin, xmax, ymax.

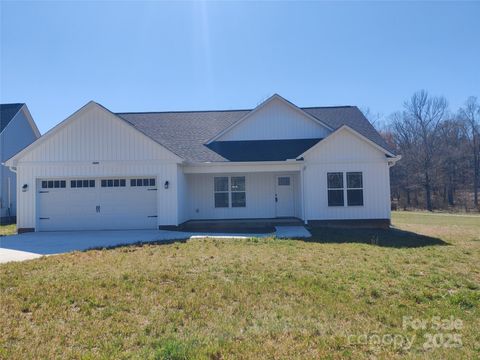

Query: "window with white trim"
<box><xmin>71</xmin><ymin>180</ymin><xmax>95</xmax><ymax>188</ymax></box>
<box><xmin>347</xmin><ymin>172</ymin><xmax>363</xmax><ymax>206</ymax></box>
<box><xmin>214</xmin><ymin>177</ymin><xmax>229</xmax><ymax>208</ymax></box>
<box><xmin>327</xmin><ymin>172</ymin><xmax>344</xmax><ymax>206</ymax></box>
<box><xmin>101</xmin><ymin>179</ymin><xmax>126</xmax><ymax>187</ymax></box>
<box><xmin>214</xmin><ymin>176</ymin><xmax>246</xmax><ymax>208</ymax></box>
<box><xmin>42</xmin><ymin>180</ymin><xmax>66</xmax><ymax>189</ymax></box>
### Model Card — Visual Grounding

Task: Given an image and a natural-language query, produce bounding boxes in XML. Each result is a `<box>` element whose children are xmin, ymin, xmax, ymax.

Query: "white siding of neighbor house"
<box><xmin>185</xmin><ymin>172</ymin><xmax>302</xmax><ymax>220</ymax></box>
<box><xmin>217</xmin><ymin>97</ymin><xmax>331</xmax><ymax>141</ymax></box>
<box><xmin>1</xmin><ymin>107</ymin><xmax>39</xmax><ymax>219</ymax></box>
<box><xmin>13</xmin><ymin>104</ymin><xmax>181</xmax><ymax>230</ymax></box>
<box><xmin>303</xmin><ymin>128</ymin><xmax>391</xmax><ymax>221</ymax></box>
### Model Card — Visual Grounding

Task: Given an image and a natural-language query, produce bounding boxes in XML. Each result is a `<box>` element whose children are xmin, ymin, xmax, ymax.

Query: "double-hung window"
<box><xmin>327</xmin><ymin>172</ymin><xmax>364</xmax><ymax>206</ymax></box>
<box><xmin>347</xmin><ymin>172</ymin><xmax>363</xmax><ymax>206</ymax></box>
<box><xmin>214</xmin><ymin>176</ymin><xmax>246</xmax><ymax>208</ymax></box>
<box><xmin>327</xmin><ymin>172</ymin><xmax>344</xmax><ymax>206</ymax></box>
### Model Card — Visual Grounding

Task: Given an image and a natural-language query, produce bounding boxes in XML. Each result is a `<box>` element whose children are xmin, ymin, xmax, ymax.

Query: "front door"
<box><xmin>275</xmin><ymin>176</ymin><xmax>295</xmax><ymax>217</ymax></box>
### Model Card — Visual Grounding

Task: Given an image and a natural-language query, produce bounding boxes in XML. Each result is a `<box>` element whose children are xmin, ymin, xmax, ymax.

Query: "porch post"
<box><xmin>301</xmin><ymin>165</ymin><xmax>307</xmax><ymax>224</ymax></box>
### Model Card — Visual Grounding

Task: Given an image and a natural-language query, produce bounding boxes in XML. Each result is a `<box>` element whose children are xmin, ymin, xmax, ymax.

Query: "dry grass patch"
<box><xmin>0</xmin><ymin>224</ymin><xmax>16</xmax><ymax>236</ymax></box>
<box><xmin>0</xmin><ymin>212</ymin><xmax>479</xmax><ymax>359</ymax></box>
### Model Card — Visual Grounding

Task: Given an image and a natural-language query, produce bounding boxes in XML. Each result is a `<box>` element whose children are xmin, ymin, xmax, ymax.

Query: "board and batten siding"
<box><xmin>217</xmin><ymin>97</ymin><xmax>331</xmax><ymax>141</ymax></box>
<box><xmin>185</xmin><ymin>172</ymin><xmax>302</xmax><ymax>220</ymax></box>
<box><xmin>1</xmin><ymin>107</ymin><xmax>39</xmax><ymax>219</ymax></box>
<box><xmin>303</xmin><ymin>128</ymin><xmax>391</xmax><ymax>221</ymax></box>
<box><xmin>14</xmin><ymin>104</ymin><xmax>182</xmax><ymax>229</ymax></box>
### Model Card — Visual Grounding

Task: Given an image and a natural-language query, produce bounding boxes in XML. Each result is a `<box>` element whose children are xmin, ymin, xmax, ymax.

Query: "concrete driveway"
<box><xmin>0</xmin><ymin>226</ymin><xmax>310</xmax><ymax>264</ymax></box>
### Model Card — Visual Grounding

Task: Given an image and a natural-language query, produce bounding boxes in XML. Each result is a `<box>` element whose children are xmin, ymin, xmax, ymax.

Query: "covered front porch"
<box><xmin>180</xmin><ymin>162</ymin><xmax>305</xmax><ymax>224</ymax></box>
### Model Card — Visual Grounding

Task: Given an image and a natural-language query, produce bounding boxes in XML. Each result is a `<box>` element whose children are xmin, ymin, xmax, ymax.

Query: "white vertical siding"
<box><xmin>303</xmin><ymin>129</ymin><xmax>391</xmax><ymax>220</ymax></box>
<box><xmin>15</xmin><ymin>162</ymin><xmax>179</xmax><ymax>229</ymax></box>
<box><xmin>14</xmin><ymin>104</ymin><xmax>181</xmax><ymax>229</ymax></box>
<box><xmin>186</xmin><ymin>172</ymin><xmax>301</xmax><ymax>220</ymax></box>
<box><xmin>20</xmin><ymin>105</ymin><xmax>179</xmax><ymax>162</ymax></box>
<box><xmin>218</xmin><ymin>97</ymin><xmax>331</xmax><ymax>141</ymax></box>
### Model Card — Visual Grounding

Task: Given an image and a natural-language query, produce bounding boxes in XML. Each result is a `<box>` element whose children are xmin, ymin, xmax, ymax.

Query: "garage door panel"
<box><xmin>37</xmin><ymin>178</ymin><xmax>158</xmax><ymax>231</ymax></box>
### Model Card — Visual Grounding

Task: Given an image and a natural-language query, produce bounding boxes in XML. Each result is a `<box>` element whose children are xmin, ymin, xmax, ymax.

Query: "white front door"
<box><xmin>275</xmin><ymin>175</ymin><xmax>295</xmax><ymax>217</ymax></box>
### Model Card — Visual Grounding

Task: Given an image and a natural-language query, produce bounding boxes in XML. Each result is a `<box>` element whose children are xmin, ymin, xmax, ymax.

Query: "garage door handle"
<box><xmin>96</xmin><ymin>206</ymin><xmax>101</xmax><ymax>213</ymax></box>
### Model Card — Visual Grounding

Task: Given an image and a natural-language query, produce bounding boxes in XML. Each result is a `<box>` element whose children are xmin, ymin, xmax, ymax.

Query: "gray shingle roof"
<box><xmin>0</xmin><ymin>103</ymin><xmax>23</xmax><ymax>133</ymax></box>
<box><xmin>116</xmin><ymin>105</ymin><xmax>393</xmax><ymax>162</ymax></box>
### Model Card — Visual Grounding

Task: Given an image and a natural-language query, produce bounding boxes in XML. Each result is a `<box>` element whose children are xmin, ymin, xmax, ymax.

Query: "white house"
<box><xmin>0</xmin><ymin>103</ymin><xmax>40</xmax><ymax>224</ymax></box>
<box><xmin>5</xmin><ymin>94</ymin><xmax>399</xmax><ymax>233</ymax></box>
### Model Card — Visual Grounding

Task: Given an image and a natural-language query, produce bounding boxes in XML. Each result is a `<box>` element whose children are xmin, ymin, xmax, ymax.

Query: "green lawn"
<box><xmin>0</xmin><ymin>212</ymin><xmax>479</xmax><ymax>359</ymax></box>
<box><xmin>0</xmin><ymin>224</ymin><xmax>16</xmax><ymax>236</ymax></box>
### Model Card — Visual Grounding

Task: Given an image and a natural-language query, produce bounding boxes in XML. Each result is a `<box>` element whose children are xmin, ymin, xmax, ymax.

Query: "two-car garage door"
<box><xmin>37</xmin><ymin>177</ymin><xmax>158</xmax><ymax>231</ymax></box>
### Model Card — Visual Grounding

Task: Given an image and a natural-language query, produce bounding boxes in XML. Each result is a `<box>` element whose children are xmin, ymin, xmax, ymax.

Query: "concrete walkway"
<box><xmin>0</xmin><ymin>226</ymin><xmax>310</xmax><ymax>264</ymax></box>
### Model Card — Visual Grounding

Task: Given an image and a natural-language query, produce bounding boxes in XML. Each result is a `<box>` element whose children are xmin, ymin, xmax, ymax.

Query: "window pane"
<box><xmin>114</xmin><ymin>179</ymin><xmax>119</xmax><ymax>187</ymax></box>
<box><xmin>78</xmin><ymin>181</ymin><xmax>84</xmax><ymax>188</ymax></box>
<box><xmin>327</xmin><ymin>173</ymin><xmax>343</xmax><ymax>189</ymax></box>
<box><xmin>347</xmin><ymin>189</ymin><xmax>364</xmax><ymax>206</ymax></box>
<box><xmin>101</xmin><ymin>180</ymin><xmax>106</xmax><ymax>187</ymax></box>
<box><xmin>232</xmin><ymin>192</ymin><xmax>246</xmax><ymax>207</ymax></box>
<box><xmin>278</xmin><ymin>177</ymin><xmax>290</xmax><ymax>186</ymax></box>
<box><xmin>90</xmin><ymin>180</ymin><xmax>95</xmax><ymax>187</ymax></box>
<box><xmin>120</xmin><ymin>179</ymin><xmax>126</xmax><ymax>187</ymax></box>
<box><xmin>42</xmin><ymin>181</ymin><xmax>48</xmax><ymax>188</ymax></box>
<box><xmin>82</xmin><ymin>180</ymin><xmax>88</xmax><ymax>188</ymax></box>
<box><xmin>130</xmin><ymin>179</ymin><xmax>136</xmax><ymax>187</ymax></box>
<box><xmin>231</xmin><ymin>176</ymin><xmax>245</xmax><ymax>191</ymax></box>
<box><xmin>214</xmin><ymin>192</ymin><xmax>229</xmax><ymax>208</ymax></box>
<box><xmin>71</xmin><ymin>180</ymin><xmax>76</xmax><ymax>188</ymax></box>
<box><xmin>48</xmin><ymin>181</ymin><xmax>53</xmax><ymax>188</ymax></box>
<box><xmin>108</xmin><ymin>180</ymin><xmax>113</xmax><ymax>187</ymax></box>
<box><xmin>54</xmin><ymin>180</ymin><xmax>60</xmax><ymax>188</ymax></box>
<box><xmin>328</xmin><ymin>189</ymin><xmax>344</xmax><ymax>206</ymax></box>
<box><xmin>347</xmin><ymin>172</ymin><xmax>363</xmax><ymax>189</ymax></box>
<box><xmin>60</xmin><ymin>181</ymin><xmax>66</xmax><ymax>188</ymax></box>
<box><xmin>142</xmin><ymin>179</ymin><xmax>148</xmax><ymax>186</ymax></box>
<box><xmin>214</xmin><ymin>177</ymin><xmax>228</xmax><ymax>192</ymax></box>
<box><xmin>149</xmin><ymin>178</ymin><xmax>155</xmax><ymax>186</ymax></box>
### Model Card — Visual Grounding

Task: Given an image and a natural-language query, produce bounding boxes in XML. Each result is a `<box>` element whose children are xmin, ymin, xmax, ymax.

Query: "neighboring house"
<box><xmin>5</xmin><ymin>94</ymin><xmax>400</xmax><ymax>233</ymax></box>
<box><xmin>0</xmin><ymin>103</ymin><xmax>41</xmax><ymax>224</ymax></box>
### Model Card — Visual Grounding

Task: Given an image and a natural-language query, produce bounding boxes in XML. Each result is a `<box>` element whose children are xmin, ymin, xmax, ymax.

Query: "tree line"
<box><xmin>376</xmin><ymin>90</ymin><xmax>479</xmax><ymax>212</ymax></box>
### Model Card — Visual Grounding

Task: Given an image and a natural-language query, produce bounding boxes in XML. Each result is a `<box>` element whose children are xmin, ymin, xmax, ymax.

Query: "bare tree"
<box><xmin>402</xmin><ymin>90</ymin><xmax>448</xmax><ymax>211</ymax></box>
<box><xmin>459</xmin><ymin>96</ymin><xmax>480</xmax><ymax>209</ymax></box>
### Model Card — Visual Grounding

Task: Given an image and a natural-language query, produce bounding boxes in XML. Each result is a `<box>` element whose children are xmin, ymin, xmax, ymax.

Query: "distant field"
<box><xmin>0</xmin><ymin>212</ymin><xmax>479</xmax><ymax>359</ymax></box>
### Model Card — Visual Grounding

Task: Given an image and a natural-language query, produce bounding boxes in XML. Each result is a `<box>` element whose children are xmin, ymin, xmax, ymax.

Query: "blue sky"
<box><xmin>1</xmin><ymin>1</ymin><xmax>479</xmax><ymax>133</ymax></box>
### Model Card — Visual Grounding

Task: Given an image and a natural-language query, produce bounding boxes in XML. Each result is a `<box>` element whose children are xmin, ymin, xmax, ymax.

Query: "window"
<box><xmin>327</xmin><ymin>172</ymin><xmax>344</xmax><ymax>206</ymax></box>
<box><xmin>278</xmin><ymin>177</ymin><xmax>290</xmax><ymax>186</ymax></box>
<box><xmin>214</xmin><ymin>177</ymin><xmax>229</xmax><ymax>208</ymax></box>
<box><xmin>41</xmin><ymin>180</ymin><xmax>66</xmax><ymax>189</ymax></box>
<box><xmin>71</xmin><ymin>180</ymin><xmax>95</xmax><ymax>188</ymax></box>
<box><xmin>347</xmin><ymin>172</ymin><xmax>363</xmax><ymax>206</ymax></box>
<box><xmin>101</xmin><ymin>179</ymin><xmax>126</xmax><ymax>187</ymax></box>
<box><xmin>130</xmin><ymin>178</ymin><xmax>156</xmax><ymax>187</ymax></box>
<box><xmin>214</xmin><ymin>176</ymin><xmax>246</xmax><ymax>208</ymax></box>
<box><xmin>231</xmin><ymin>176</ymin><xmax>246</xmax><ymax>207</ymax></box>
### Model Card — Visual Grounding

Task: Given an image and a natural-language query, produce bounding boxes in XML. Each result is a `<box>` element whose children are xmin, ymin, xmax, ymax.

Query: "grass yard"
<box><xmin>0</xmin><ymin>224</ymin><xmax>16</xmax><ymax>236</ymax></box>
<box><xmin>0</xmin><ymin>212</ymin><xmax>479</xmax><ymax>359</ymax></box>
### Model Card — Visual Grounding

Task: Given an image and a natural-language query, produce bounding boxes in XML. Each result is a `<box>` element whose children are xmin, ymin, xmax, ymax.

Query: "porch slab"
<box><xmin>275</xmin><ymin>226</ymin><xmax>312</xmax><ymax>239</ymax></box>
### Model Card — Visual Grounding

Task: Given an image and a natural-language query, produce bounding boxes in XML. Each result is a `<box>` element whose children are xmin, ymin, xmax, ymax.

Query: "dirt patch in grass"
<box><xmin>0</xmin><ymin>212</ymin><xmax>479</xmax><ymax>359</ymax></box>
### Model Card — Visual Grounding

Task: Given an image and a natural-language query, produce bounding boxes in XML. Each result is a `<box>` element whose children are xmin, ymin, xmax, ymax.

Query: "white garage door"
<box><xmin>37</xmin><ymin>177</ymin><xmax>158</xmax><ymax>231</ymax></box>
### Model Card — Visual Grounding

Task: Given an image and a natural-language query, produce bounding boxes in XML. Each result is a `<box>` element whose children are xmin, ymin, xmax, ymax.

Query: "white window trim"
<box><xmin>214</xmin><ymin>176</ymin><xmax>246</xmax><ymax>208</ymax></box>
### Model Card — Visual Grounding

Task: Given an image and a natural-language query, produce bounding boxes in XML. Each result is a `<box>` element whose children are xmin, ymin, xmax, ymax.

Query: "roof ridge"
<box><xmin>116</xmin><ymin>109</ymin><xmax>252</xmax><ymax>115</ymax></box>
<box><xmin>116</xmin><ymin>105</ymin><xmax>354</xmax><ymax>115</ymax></box>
